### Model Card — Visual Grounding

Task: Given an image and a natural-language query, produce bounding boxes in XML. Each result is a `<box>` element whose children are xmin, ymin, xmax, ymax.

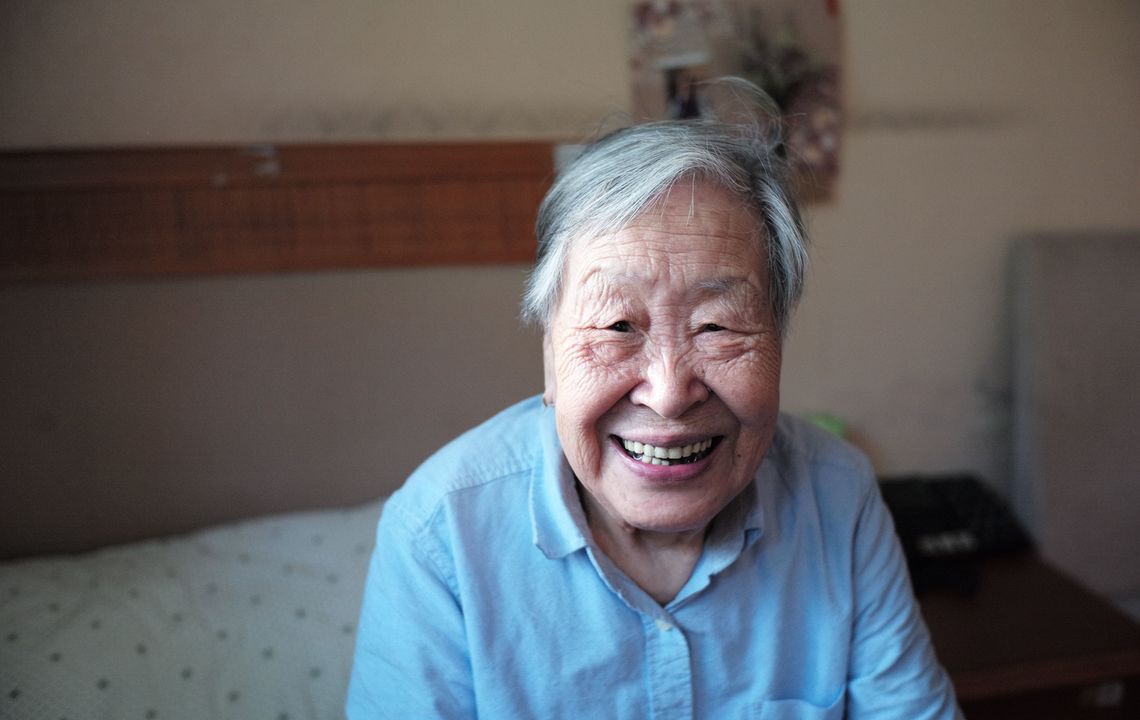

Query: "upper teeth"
<box><xmin>621</xmin><ymin>438</ymin><xmax>712</xmax><ymax>465</ymax></box>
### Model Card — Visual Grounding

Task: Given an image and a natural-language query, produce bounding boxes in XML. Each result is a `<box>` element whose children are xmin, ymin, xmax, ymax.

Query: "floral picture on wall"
<box><xmin>630</xmin><ymin>0</ymin><xmax>843</xmax><ymax>199</ymax></box>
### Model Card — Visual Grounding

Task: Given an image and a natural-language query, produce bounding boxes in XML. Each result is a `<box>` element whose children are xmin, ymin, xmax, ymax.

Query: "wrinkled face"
<box><xmin>545</xmin><ymin>181</ymin><xmax>782</xmax><ymax>536</ymax></box>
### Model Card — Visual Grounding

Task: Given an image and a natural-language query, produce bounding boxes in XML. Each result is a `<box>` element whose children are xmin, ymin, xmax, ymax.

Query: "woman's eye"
<box><xmin>607</xmin><ymin>320</ymin><xmax>632</xmax><ymax>333</ymax></box>
<box><xmin>700</xmin><ymin>323</ymin><xmax>725</xmax><ymax>333</ymax></box>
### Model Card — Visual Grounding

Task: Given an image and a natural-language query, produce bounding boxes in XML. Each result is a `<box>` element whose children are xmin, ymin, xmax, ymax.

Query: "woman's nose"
<box><xmin>628</xmin><ymin>348</ymin><xmax>709</xmax><ymax>419</ymax></box>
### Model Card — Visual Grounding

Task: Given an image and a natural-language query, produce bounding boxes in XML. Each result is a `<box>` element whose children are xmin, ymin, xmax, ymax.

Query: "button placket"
<box><xmin>644</xmin><ymin>613</ymin><xmax>693</xmax><ymax>720</ymax></box>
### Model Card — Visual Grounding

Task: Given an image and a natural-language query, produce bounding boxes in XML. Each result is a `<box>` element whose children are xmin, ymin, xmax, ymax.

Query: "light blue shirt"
<box><xmin>347</xmin><ymin>396</ymin><xmax>961</xmax><ymax>719</ymax></box>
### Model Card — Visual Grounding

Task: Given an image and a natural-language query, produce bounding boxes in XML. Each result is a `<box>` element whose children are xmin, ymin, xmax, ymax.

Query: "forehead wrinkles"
<box><xmin>558</xmin><ymin>181</ymin><xmax>767</xmax><ymax>315</ymax></box>
<box><xmin>568</xmin><ymin>268</ymin><xmax>765</xmax><ymax>320</ymax></box>
<box><xmin>572</xmin><ymin>210</ymin><xmax>762</xmax><ymax>275</ymax></box>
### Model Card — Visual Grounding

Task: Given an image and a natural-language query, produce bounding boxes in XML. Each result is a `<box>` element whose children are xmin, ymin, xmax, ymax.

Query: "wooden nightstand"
<box><xmin>920</xmin><ymin>554</ymin><xmax>1140</xmax><ymax>719</ymax></box>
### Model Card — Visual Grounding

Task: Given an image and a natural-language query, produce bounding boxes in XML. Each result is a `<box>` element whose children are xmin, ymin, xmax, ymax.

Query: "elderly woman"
<box><xmin>347</xmin><ymin>88</ymin><xmax>961</xmax><ymax>719</ymax></box>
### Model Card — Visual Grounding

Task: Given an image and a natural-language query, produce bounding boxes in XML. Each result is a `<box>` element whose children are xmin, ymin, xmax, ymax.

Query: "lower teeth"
<box><xmin>632</xmin><ymin>449</ymin><xmax>705</xmax><ymax>466</ymax></box>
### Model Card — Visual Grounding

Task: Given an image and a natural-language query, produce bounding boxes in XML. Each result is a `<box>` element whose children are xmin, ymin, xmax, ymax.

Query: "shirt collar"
<box><xmin>530</xmin><ymin>402</ymin><xmax>769</xmax><ymax>560</ymax></box>
<box><xmin>530</xmin><ymin>404</ymin><xmax>590</xmax><ymax>559</ymax></box>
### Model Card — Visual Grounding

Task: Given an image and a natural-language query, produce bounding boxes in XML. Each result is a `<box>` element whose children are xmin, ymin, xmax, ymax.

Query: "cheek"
<box><xmin>552</xmin><ymin>340</ymin><xmax>640</xmax><ymax>461</ymax></box>
<box><xmin>706</xmin><ymin>346</ymin><xmax>782</xmax><ymax>427</ymax></box>
<box><xmin>554</xmin><ymin>337</ymin><xmax>639</xmax><ymax>411</ymax></box>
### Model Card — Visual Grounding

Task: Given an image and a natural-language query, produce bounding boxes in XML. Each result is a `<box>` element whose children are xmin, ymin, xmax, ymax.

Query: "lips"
<box><xmin>616</xmin><ymin>436</ymin><xmax>717</xmax><ymax>466</ymax></box>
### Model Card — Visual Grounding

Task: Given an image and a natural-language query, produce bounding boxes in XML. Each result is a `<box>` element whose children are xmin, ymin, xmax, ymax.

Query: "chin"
<box><xmin>612</xmin><ymin>489</ymin><xmax>727</xmax><ymax>535</ymax></box>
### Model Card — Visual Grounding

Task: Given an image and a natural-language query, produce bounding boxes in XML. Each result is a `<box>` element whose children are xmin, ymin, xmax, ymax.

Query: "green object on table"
<box><xmin>804</xmin><ymin>413</ymin><xmax>847</xmax><ymax>439</ymax></box>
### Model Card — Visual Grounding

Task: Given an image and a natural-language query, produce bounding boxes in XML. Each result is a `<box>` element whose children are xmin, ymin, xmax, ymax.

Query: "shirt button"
<box><xmin>655</xmin><ymin>619</ymin><xmax>673</xmax><ymax>632</ymax></box>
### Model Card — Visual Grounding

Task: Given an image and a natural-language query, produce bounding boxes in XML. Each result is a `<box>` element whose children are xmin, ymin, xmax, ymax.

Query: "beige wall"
<box><xmin>2</xmin><ymin>1</ymin><xmax>1139</xmax><ymax>519</ymax></box>
<box><xmin>0</xmin><ymin>0</ymin><xmax>629</xmax><ymax>145</ymax></box>
<box><xmin>0</xmin><ymin>267</ymin><xmax>543</xmax><ymax>555</ymax></box>
<box><xmin>786</xmin><ymin>1</ymin><xmax>1140</xmax><ymax>486</ymax></box>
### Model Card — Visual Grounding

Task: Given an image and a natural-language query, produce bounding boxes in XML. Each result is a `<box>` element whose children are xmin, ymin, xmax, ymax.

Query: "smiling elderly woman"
<box><xmin>347</xmin><ymin>88</ymin><xmax>961</xmax><ymax>719</ymax></box>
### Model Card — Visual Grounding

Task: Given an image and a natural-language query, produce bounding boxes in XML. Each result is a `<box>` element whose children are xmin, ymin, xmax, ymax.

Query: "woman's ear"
<box><xmin>542</xmin><ymin>331</ymin><xmax>556</xmax><ymax>407</ymax></box>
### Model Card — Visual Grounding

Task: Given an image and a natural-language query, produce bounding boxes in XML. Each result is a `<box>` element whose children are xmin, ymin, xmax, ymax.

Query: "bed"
<box><xmin>0</xmin><ymin>140</ymin><xmax>553</xmax><ymax>719</ymax></box>
<box><xmin>1</xmin><ymin>499</ymin><xmax>383</xmax><ymax>719</ymax></box>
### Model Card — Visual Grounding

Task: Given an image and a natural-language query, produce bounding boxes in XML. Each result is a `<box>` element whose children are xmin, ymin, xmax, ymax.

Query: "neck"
<box><xmin>577</xmin><ymin>484</ymin><xmax>707</xmax><ymax>605</ymax></box>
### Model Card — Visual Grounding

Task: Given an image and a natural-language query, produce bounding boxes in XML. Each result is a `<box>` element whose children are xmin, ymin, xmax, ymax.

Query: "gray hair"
<box><xmin>521</xmin><ymin>79</ymin><xmax>808</xmax><ymax>335</ymax></box>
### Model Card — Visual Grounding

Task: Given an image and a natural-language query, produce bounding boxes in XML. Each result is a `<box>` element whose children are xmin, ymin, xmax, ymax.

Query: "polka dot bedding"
<box><xmin>0</xmin><ymin>498</ymin><xmax>384</xmax><ymax>720</ymax></box>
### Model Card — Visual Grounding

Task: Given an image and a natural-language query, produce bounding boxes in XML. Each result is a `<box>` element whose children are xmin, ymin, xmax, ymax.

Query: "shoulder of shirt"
<box><xmin>383</xmin><ymin>395</ymin><xmax>545</xmax><ymax>526</ymax></box>
<box><xmin>769</xmin><ymin>411</ymin><xmax>878</xmax><ymax>502</ymax></box>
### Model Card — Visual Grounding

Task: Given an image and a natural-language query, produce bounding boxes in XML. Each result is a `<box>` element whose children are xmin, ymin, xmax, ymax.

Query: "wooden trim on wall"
<box><xmin>0</xmin><ymin>142</ymin><xmax>555</xmax><ymax>281</ymax></box>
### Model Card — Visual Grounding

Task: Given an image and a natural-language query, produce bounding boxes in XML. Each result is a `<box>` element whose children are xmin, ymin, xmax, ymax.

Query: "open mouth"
<box><xmin>616</xmin><ymin>436</ymin><xmax>719</xmax><ymax>466</ymax></box>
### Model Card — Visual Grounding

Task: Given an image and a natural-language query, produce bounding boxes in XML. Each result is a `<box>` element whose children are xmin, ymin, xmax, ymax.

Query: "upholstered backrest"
<box><xmin>1011</xmin><ymin>233</ymin><xmax>1140</xmax><ymax>598</ymax></box>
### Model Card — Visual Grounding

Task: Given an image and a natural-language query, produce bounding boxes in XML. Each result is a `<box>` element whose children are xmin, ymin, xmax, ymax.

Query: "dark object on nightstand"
<box><xmin>879</xmin><ymin>477</ymin><xmax>1140</xmax><ymax>718</ymax></box>
<box><xmin>879</xmin><ymin>474</ymin><xmax>1032</xmax><ymax>594</ymax></box>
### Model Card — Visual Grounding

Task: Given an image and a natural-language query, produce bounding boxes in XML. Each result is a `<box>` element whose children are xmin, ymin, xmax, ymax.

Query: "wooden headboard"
<box><xmin>0</xmin><ymin>141</ymin><xmax>554</xmax><ymax>281</ymax></box>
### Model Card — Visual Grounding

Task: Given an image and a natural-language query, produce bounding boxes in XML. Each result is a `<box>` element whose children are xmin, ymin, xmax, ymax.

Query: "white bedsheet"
<box><xmin>1</xmin><ymin>498</ymin><xmax>384</xmax><ymax>720</ymax></box>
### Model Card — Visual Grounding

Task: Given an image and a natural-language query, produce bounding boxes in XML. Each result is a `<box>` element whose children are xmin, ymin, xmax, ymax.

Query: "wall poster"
<box><xmin>630</xmin><ymin>0</ymin><xmax>843</xmax><ymax>198</ymax></box>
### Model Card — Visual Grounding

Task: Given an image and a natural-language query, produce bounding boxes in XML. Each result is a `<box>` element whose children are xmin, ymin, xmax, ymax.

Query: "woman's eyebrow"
<box><xmin>692</xmin><ymin>277</ymin><xmax>763</xmax><ymax>304</ymax></box>
<box><xmin>569</xmin><ymin>271</ymin><xmax>634</xmax><ymax>316</ymax></box>
<box><xmin>576</xmin><ymin>269</ymin><xmax>640</xmax><ymax>299</ymax></box>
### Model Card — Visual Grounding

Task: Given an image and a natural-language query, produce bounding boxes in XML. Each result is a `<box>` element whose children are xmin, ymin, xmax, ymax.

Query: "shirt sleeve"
<box><xmin>345</xmin><ymin>501</ymin><xmax>475</xmax><ymax>719</ymax></box>
<box><xmin>845</xmin><ymin>478</ymin><xmax>964</xmax><ymax>719</ymax></box>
